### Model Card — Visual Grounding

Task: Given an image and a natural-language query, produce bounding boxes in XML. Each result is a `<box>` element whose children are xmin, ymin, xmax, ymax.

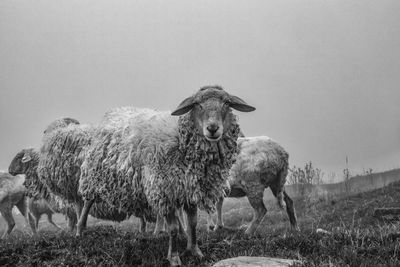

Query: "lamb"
<box><xmin>9</xmin><ymin>148</ymin><xmax>78</xmax><ymax>231</ymax></box>
<box><xmin>36</xmin><ymin>118</ymin><xmax>136</xmax><ymax>231</ymax></box>
<box><xmin>207</xmin><ymin>136</ymin><xmax>299</xmax><ymax>235</ymax></box>
<box><xmin>78</xmin><ymin>86</ymin><xmax>255</xmax><ymax>266</ymax></box>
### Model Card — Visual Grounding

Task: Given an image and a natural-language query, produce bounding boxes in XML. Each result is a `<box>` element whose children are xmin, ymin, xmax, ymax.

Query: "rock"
<box><xmin>212</xmin><ymin>256</ymin><xmax>300</xmax><ymax>267</ymax></box>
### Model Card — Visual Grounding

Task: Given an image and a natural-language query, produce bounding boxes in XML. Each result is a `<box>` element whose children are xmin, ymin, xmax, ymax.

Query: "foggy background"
<box><xmin>1</xmin><ymin>0</ymin><xmax>399</xmax><ymax>182</ymax></box>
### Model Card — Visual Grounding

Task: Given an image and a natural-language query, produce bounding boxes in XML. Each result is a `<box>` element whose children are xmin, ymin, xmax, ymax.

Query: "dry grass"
<box><xmin>1</xmin><ymin>181</ymin><xmax>400</xmax><ymax>266</ymax></box>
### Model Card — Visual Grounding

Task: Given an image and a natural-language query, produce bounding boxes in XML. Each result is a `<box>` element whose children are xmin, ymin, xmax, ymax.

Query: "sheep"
<box><xmin>0</xmin><ymin>172</ymin><xmax>37</xmax><ymax>238</ymax></box>
<box><xmin>9</xmin><ymin>148</ymin><xmax>78</xmax><ymax>231</ymax></box>
<box><xmin>78</xmin><ymin>86</ymin><xmax>255</xmax><ymax>266</ymax></box>
<box><xmin>207</xmin><ymin>136</ymin><xmax>299</xmax><ymax>235</ymax></box>
<box><xmin>36</xmin><ymin>118</ymin><xmax>137</xmax><ymax>231</ymax></box>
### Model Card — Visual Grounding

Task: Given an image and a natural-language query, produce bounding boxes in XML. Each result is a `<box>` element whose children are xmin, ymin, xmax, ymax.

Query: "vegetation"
<box><xmin>1</xmin><ymin>181</ymin><xmax>400</xmax><ymax>266</ymax></box>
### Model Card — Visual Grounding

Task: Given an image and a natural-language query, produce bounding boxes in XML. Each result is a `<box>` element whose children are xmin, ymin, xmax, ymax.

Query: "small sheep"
<box><xmin>78</xmin><ymin>86</ymin><xmax>255</xmax><ymax>266</ymax></box>
<box><xmin>208</xmin><ymin>136</ymin><xmax>299</xmax><ymax>234</ymax></box>
<box><xmin>0</xmin><ymin>172</ymin><xmax>35</xmax><ymax>238</ymax></box>
<box><xmin>37</xmin><ymin>119</ymin><xmax>135</xmax><ymax>231</ymax></box>
<box><xmin>0</xmin><ymin>172</ymin><xmax>66</xmax><ymax>238</ymax></box>
<box><xmin>9</xmin><ymin>148</ymin><xmax>78</xmax><ymax>231</ymax></box>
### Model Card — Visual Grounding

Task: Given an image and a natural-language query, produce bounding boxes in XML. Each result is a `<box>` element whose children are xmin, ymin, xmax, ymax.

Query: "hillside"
<box><xmin>262</xmin><ymin>168</ymin><xmax>400</xmax><ymax>201</ymax></box>
<box><xmin>1</xmin><ymin>181</ymin><xmax>399</xmax><ymax>266</ymax></box>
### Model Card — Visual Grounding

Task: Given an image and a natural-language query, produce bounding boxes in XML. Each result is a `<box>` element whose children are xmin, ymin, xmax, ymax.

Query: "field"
<box><xmin>1</xmin><ymin>181</ymin><xmax>400</xmax><ymax>267</ymax></box>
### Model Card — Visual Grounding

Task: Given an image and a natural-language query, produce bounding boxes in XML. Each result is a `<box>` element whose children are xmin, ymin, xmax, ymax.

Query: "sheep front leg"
<box><xmin>206</xmin><ymin>197</ymin><xmax>223</xmax><ymax>231</ymax></box>
<box><xmin>215</xmin><ymin>197</ymin><xmax>224</xmax><ymax>230</ymax></box>
<box><xmin>139</xmin><ymin>216</ymin><xmax>146</xmax><ymax>233</ymax></box>
<box><xmin>154</xmin><ymin>213</ymin><xmax>165</xmax><ymax>235</ymax></box>
<box><xmin>76</xmin><ymin>200</ymin><xmax>94</xmax><ymax>237</ymax></box>
<box><xmin>183</xmin><ymin>204</ymin><xmax>203</xmax><ymax>258</ymax></box>
<box><xmin>165</xmin><ymin>211</ymin><xmax>182</xmax><ymax>267</ymax></box>
<box><xmin>67</xmin><ymin>208</ymin><xmax>77</xmax><ymax>232</ymax></box>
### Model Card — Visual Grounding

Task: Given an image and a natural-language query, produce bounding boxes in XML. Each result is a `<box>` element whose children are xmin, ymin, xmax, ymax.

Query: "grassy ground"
<box><xmin>1</xmin><ymin>181</ymin><xmax>400</xmax><ymax>266</ymax></box>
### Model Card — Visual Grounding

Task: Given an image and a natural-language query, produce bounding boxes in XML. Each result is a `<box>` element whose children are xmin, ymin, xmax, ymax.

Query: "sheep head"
<box><xmin>9</xmin><ymin>148</ymin><xmax>36</xmax><ymax>176</ymax></box>
<box><xmin>171</xmin><ymin>86</ymin><xmax>255</xmax><ymax>142</ymax></box>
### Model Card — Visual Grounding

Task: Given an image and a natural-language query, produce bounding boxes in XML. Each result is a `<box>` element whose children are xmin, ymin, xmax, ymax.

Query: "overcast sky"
<box><xmin>1</xmin><ymin>0</ymin><xmax>399</xmax><ymax>182</ymax></box>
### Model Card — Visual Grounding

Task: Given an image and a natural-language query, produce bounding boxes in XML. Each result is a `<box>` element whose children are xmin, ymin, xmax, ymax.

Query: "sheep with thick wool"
<box><xmin>37</xmin><ymin>118</ymin><xmax>136</xmax><ymax>231</ymax></box>
<box><xmin>207</xmin><ymin>136</ymin><xmax>299</xmax><ymax>235</ymax></box>
<box><xmin>78</xmin><ymin>86</ymin><xmax>255</xmax><ymax>266</ymax></box>
<box><xmin>9</xmin><ymin>149</ymin><xmax>77</xmax><ymax>231</ymax></box>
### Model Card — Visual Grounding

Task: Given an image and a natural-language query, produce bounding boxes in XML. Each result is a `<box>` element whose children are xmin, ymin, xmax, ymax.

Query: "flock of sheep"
<box><xmin>0</xmin><ymin>86</ymin><xmax>298</xmax><ymax>266</ymax></box>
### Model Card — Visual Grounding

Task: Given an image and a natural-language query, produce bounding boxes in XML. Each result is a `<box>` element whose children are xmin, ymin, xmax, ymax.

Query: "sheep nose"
<box><xmin>207</xmin><ymin>124</ymin><xmax>219</xmax><ymax>135</ymax></box>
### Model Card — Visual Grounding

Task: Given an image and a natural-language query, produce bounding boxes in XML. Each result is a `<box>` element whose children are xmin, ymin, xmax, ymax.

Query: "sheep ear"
<box><xmin>21</xmin><ymin>153</ymin><xmax>32</xmax><ymax>163</ymax></box>
<box><xmin>229</xmin><ymin>95</ymin><xmax>256</xmax><ymax>112</ymax></box>
<box><xmin>171</xmin><ymin>96</ymin><xmax>196</xmax><ymax>116</ymax></box>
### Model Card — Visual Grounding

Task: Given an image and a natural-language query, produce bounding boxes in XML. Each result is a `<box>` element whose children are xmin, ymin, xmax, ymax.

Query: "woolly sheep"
<box><xmin>0</xmin><ymin>172</ymin><xmax>35</xmax><ymax>238</ymax></box>
<box><xmin>0</xmin><ymin>172</ymin><xmax>65</xmax><ymax>238</ymax></box>
<box><xmin>37</xmin><ymin>118</ymin><xmax>136</xmax><ymax>231</ymax></box>
<box><xmin>9</xmin><ymin>148</ymin><xmax>78</xmax><ymax>231</ymax></box>
<box><xmin>78</xmin><ymin>86</ymin><xmax>255</xmax><ymax>266</ymax></box>
<box><xmin>207</xmin><ymin>136</ymin><xmax>299</xmax><ymax>235</ymax></box>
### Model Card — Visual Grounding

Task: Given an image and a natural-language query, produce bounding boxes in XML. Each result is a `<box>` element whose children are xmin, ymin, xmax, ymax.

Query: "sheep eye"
<box><xmin>196</xmin><ymin>103</ymin><xmax>203</xmax><ymax>110</ymax></box>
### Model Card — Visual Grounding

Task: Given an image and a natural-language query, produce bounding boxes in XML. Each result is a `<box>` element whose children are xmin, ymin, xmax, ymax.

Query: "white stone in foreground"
<box><xmin>212</xmin><ymin>256</ymin><xmax>299</xmax><ymax>267</ymax></box>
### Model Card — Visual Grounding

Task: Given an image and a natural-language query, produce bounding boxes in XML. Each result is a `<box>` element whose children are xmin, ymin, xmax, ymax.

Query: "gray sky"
<box><xmin>1</xmin><ymin>0</ymin><xmax>399</xmax><ymax>182</ymax></box>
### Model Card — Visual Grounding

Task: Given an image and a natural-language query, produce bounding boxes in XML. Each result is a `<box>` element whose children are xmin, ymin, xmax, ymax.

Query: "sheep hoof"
<box><xmin>244</xmin><ymin>228</ymin><xmax>256</xmax><ymax>235</ymax></box>
<box><xmin>182</xmin><ymin>246</ymin><xmax>204</xmax><ymax>259</ymax></box>
<box><xmin>153</xmin><ymin>230</ymin><xmax>166</xmax><ymax>236</ymax></box>
<box><xmin>214</xmin><ymin>225</ymin><xmax>224</xmax><ymax>231</ymax></box>
<box><xmin>168</xmin><ymin>253</ymin><xmax>182</xmax><ymax>267</ymax></box>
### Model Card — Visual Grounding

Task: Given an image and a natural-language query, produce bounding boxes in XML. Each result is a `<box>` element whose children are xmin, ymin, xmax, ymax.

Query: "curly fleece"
<box><xmin>79</xmin><ymin>106</ymin><xmax>240</xmax><ymax>217</ymax></box>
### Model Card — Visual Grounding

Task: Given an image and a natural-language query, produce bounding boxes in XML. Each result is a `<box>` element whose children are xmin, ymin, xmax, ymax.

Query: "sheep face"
<box><xmin>8</xmin><ymin>149</ymin><xmax>34</xmax><ymax>176</ymax></box>
<box><xmin>171</xmin><ymin>86</ymin><xmax>255</xmax><ymax>142</ymax></box>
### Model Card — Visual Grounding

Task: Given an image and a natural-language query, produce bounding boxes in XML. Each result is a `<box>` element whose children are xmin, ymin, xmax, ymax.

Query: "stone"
<box><xmin>212</xmin><ymin>256</ymin><xmax>300</xmax><ymax>267</ymax></box>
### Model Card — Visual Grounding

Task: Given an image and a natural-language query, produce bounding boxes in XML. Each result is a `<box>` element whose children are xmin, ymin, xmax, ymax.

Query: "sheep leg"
<box><xmin>35</xmin><ymin>214</ymin><xmax>41</xmax><ymax>230</ymax></box>
<box><xmin>27</xmin><ymin>212</ymin><xmax>37</xmax><ymax>236</ymax></box>
<box><xmin>165</xmin><ymin>211</ymin><xmax>182</xmax><ymax>267</ymax></box>
<box><xmin>139</xmin><ymin>216</ymin><xmax>146</xmax><ymax>233</ymax></box>
<box><xmin>76</xmin><ymin>200</ymin><xmax>94</xmax><ymax>237</ymax></box>
<box><xmin>1</xmin><ymin>208</ymin><xmax>16</xmax><ymax>238</ymax></box>
<box><xmin>245</xmin><ymin>192</ymin><xmax>267</xmax><ymax>235</ymax></box>
<box><xmin>206</xmin><ymin>212</ymin><xmax>215</xmax><ymax>231</ymax></box>
<box><xmin>177</xmin><ymin>208</ymin><xmax>186</xmax><ymax>234</ymax></box>
<box><xmin>215</xmin><ymin>197</ymin><xmax>224</xmax><ymax>230</ymax></box>
<box><xmin>15</xmin><ymin>198</ymin><xmax>37</xmax><ymax>236</ymax></box>
<box><xmin>153</xmin><ymin>213</ymin><xmax>165</xmax><ymax>235</ymax></box>
<box><xmin>182</xmin><ymin>204</ymin><xmax>203</xmax><ymax>259</ymax></box>
<box><xmin>283</xmin><ymin>191</ymin><xmax>300</xmax><ymax>231</ymax></box>
<box><xmin>207</xmin><ymin>197</ymin><xmax>224</xmax><ymax>231</ymax></box>
<box><xmin>270</xmin><ymin>184</ymin><xmax>299</xmax><ymax>231</ymax></box>
<box><xmin>47</xmin><ymin>213</ymin><xmax>62</xmax><ymax>230</ymax></box>
<box><xmin>67</xmin><ymin>211</ymin><xmax>77</xmax><ymax>232</ymax></box>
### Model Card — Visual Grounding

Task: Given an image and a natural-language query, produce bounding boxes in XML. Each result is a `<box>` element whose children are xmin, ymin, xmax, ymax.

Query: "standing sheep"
<box><xmin>207</xmin><ymin>136</ymin><xmax>299</xmax><ymax>235</ymax></box>
<box><xmin>78</xmin><ymin>86</ymin><xmax>255</xmax><ymax>266</ymax></box>
<box><xmin>37</xmin><ymin>119</ymin><xmax>135</xmax><ymax>231</ymax></box>
<box><xmin>9</xmin><ymin>148</ymin><xmax>78</xmax><ymax>231</ymax></box>
<box><xmin>0</xmin><ymin>172</ymin><xmax>36</xmax><ymax>238</ymax></box>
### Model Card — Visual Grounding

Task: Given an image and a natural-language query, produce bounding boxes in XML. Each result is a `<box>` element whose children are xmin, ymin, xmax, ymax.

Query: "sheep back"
<box><xmin>229</xmin><ymin>136</ymin><xmax>289</xmax><ymax>189</ymax></box>
<box><xmin>38</xmin><ymin>123</ymin><xmax>93</xmax><ymax>204</ymax></box>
